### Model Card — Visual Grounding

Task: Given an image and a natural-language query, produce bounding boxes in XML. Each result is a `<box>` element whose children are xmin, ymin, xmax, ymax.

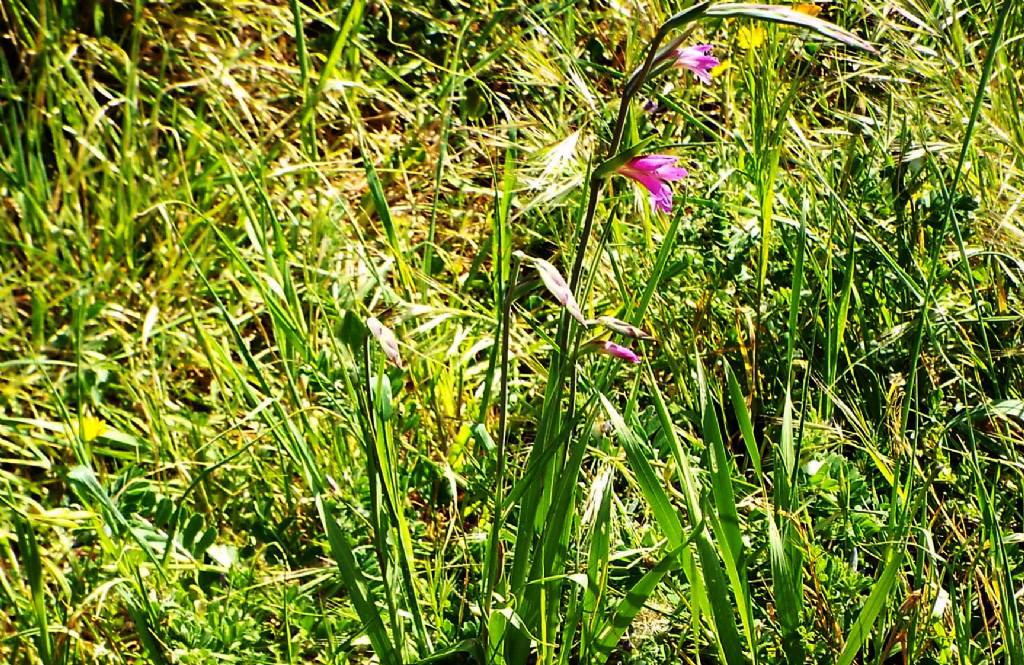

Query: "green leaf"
<box><xmin>591</xmin><ymin>540</ymin><xmax>687</xmax><ymax>661</ymax></box>
<box><xmin>769</xmin><ymin>516</ymin><xmax>804</xmax><ymax>664</ymax></box>
<box><xmin>725</xmin><ymin>361</ymin><xmax>762</xmax><ymax>488</ymax></box>
<box><xmin>360</xmin><ymin>145</ymin><xmax>415</xmax><ymax>297</ymax></box>
<box><xmin>705</xmin><ymin>3</ymin><xmax>875</xmax><ymax>52</ymax></box>
<box><xmin>837</xmin><ymin>544</ymin><xmax>903</xmax><ymax>665</ymax></box>
<box><xmin>693</xmin><ymin>534</ymin><xmax>750</xmax><ymax>665</ymax></box>
<box><xmin>317</xmin><ymin>496</ymin><xmax>402</xmax><ymax>665</ymax></box>
<box><xmin>600</xmin><ymin>394</ymin><xmax>683</xmax><ymax>548</ymax></box>
<box><xmin>181</xmin><ymin>514</ymin><xmax>203</xmax><ymax>551</ymax></box>
<box><xmin>696</xmin><ymin>360</ymin><xmax>743</xmax><ymax>574</ymax></box>
<box><xmin>644</xmin><ymin>372</ymin><xmax>748</xmax><ymax>665</ymax></box>
<box><xmin>695</xmin><ymin>356</ymin><xmax>757</xmax><ymax>659</ymax></box>
<box><xmin>592</xmin><ymin>136</ymin><xmax>658</xmax><ymax>180</ymax></box>
<box><xmin>14</xmin><ymin>517</ymin><xmax>51</xmax><ymax>664</ymax></box>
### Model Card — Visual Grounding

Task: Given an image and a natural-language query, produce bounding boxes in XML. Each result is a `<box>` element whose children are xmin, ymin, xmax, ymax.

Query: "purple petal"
<box><xmin>598</xmin><ymin>341</ymin><xmax>641</xmax><ymax>364</ymax></box>
<box><xmin>650</xmin><ymin>185</ymin><xmax>674</xmax><ymax>214</ymax></box>
<box><xmin>616</xmin><ymin>154</ymin><xmax>687</xmax><ymax>214</ymax></box>
<box><xmin>653</xmin><ymin>164</ymin><xmax>689</xmax><ymax>181</ymax></box>
<box><xmin>630</xmin><ymin>172</ymin><xmax>674</xmax><ymax>213</ymax></box>
<box><xmin>674</xmin><ymin>44</ymin><xmax>720</xmax><ymax>85</ymax></box>
<box><xmin>623</xmin><ymin>154</ymin><xmax>678</xmax><ymax>173</ymax></box>
<box><xmin>673</xmin><ymin>44</ymin><xmax>713</xmax><ymax>62</ymax></box>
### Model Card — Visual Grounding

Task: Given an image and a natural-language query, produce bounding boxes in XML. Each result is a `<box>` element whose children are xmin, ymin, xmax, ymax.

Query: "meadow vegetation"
<box><xmin>1</xmin><ymin>0</ymin><xmax>1023</xmax><ymax>663</ymax></box>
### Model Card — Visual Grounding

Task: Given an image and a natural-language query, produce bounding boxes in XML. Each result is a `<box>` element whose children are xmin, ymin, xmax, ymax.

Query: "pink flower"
<box><xmin>595</xmin><ymin>340</ymin><xmax>641</xmax><ymax>364</ymax></box>
<box><xmin>673</xmin><ymin>44</ymin><xmax>720</xmax><ymax>85</ymax></box>
<box><xmin>616</xmin><ymin>155</ymin><xmax>688</xmax><ymax>214</ymax></box>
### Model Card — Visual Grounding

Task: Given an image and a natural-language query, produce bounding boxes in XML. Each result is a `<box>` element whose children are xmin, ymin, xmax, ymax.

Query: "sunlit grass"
<box><xmin>1</xmin><ymin>0</ymin><xmax>1022</xmax><ymax>663</ymax></box>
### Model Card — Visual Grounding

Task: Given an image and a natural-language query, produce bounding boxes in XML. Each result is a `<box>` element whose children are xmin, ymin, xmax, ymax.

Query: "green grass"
<box><xmin>1</xmin><ymin>0</ymin><xmax>1023</xmax><ymax>663</ymax></box>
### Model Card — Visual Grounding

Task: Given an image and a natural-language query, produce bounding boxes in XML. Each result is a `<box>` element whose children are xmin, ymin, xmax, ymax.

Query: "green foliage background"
<box><xmin>1</xmin><ymin>0</ymin><xmax>1022</xmax><ymax>663</ymax></box>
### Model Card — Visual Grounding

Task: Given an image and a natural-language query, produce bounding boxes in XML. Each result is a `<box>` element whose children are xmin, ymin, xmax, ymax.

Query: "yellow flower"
<box><xmin>793</xmin><ymin>3</ymin><xmax>822</xmax><ymax>17</ymax></box>
<box><xmin>738</xmin><ymin>25</ymin><xmax>766</xmax><ymax>50</ymax></box>
<box><xmin>72</xmin><ymin>415</ymin><xmax>107</xmax><ymax>442</ymax></box>
<box><xmin>710</xmin><ymin>59</ymin><xmax>734</xmax><ymax>77</ymax></box>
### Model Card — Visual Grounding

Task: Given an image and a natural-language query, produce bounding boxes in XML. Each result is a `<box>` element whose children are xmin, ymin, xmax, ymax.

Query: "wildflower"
<box><xmin>593</xmin><ymin>340</ymin><xmax>641</xmax><ymax>364</ymax></box>
<box><xmin>594</xmin><ymin>316</ymin><xmax>653</xmax><ymax>340</ymax></box>
<box><xmin>641</xmin><ymin>98</ymin><xmax>659</xmax><ymax>114</ymax></box>
<box><xmin>366</xmin><ymin>316</ymin><xmax>403</xmax><ymax>368</ymax></box>
<box><xmin>615</xmin><ymin>155</ymin><xmax>688</xmax><ymax>214</ymax></box>
<box><xmin>738</xmin><ymin>25</ymin><xmax>766</xmax><ymax>50</ymax></box>
<box><xmin>672</xmin><ymin>44</ymin><xmax>720</xmax><ymax>85</ymax></box>
<box><xmin>793</xmin><ymin>3</ymin><xmax>822</xmax><ymax>17</ymax></box>
<box><xmin>515</xmin><ymin>252</ymin><xmax>588</xmax><ymax>326</ymax></box>
<box><xmin>71</xmin><ymin>415</ymin><xmax>106</xmax><ymax>443</ymax></box>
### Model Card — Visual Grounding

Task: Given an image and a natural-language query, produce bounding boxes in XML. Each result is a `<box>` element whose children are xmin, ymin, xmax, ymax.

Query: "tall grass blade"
<box><xmin>591</xmin><ymin>540</ymin><xmax>688</xmax><ymax>662</ymax></box>
<box><xmin>724</xmin><ymin>361</ymin><xmax>762</xmax><ymax>488</ymax></box>
<box><xmin>836</xmin><ymin>544</ymin><xmax>903</xmax><ymax>665</ymax></box>
<box><xmin>317</xmin><ymin>496</ymin><xmax>403</xmax><ymax>665</ymax></box>
<box><xmin>600</xmin><ymin>394</ymin><xmax>684</xmax><ymax>548</ymax></box>
<box><xmin>647</xmin><ymin>368</ymin><xmax>748</xmax><ymax>665</ymax></box>
<box><xmin>705</xmin><ymin>3</ymin><xmax>875</xmax><ymax>52</ymax></box>
<box><xmin>13</xmin><ymin>516</ymin><xmax>52</xmax><ymax>664</ymax></box>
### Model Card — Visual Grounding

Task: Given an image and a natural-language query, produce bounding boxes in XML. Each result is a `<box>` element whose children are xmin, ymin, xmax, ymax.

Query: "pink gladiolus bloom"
<box><xmin>596</xmin><ymin>341</ymin><xmax>641</xmax><ymax>364</ymax></box>
<box><xmin>366</xmin><ymin>316</ymin><xmax>403</xmax><ymax>369</ymax></box>
<box><xmin>616</xmin><ymin>155</ymin><xmax>688</xmax><ymax>214</ymax></box>
<box><xmin>673</xmin><ymin>44</ymin><xmax>720</xmax><ymax>85</ymax></box>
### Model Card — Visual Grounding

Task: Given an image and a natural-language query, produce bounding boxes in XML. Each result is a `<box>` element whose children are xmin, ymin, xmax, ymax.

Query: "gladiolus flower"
<box><xmin>515</xmin><ymin>252</ymin><xmax>588</xmax><ymax>326</ymax></box>
<box><xmin>615</xmin><ymin>155</ymin><xmax>688</xmax><ymax>214</ymax></box>
<box><xmin>672</xmin><ymin>44</ymin><xmax>720</xmax><ymax>85</ymax></box>
<box><xmin>594</xmin><ymin>316</ymin><xmax>653</xmax><ymax>340</ymax></box>
<box><xmin>367</xmin><ymin>316</ymin><xmax>403</xmax><ymax>368</ymax></box>
<box><xmin>595</xmin><ymin>340</ymin><xmax>641</xmax><ymax>364</ymax></box>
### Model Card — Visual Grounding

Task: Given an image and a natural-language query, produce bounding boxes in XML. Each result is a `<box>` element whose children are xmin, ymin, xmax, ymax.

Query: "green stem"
<box><xmin>483</xmin><ymin>256</ymin><xmax>521</xmax><ymax>616</ymax></box>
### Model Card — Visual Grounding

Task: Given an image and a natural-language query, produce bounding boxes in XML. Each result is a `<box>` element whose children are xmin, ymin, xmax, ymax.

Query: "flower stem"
<box><xmin>483</xmin><ymin>254</ymin><xmax>521</xmax><ymax>616</ymax></box>
<box><xmin>567</xmin><ymin>2</ymin><xmax>709</xmax><ymax>299</ymax></box>
<box><xmin>559</xmin><ymin>7</ymin><xmax>703</xmax><ymax>403</ymax></box>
